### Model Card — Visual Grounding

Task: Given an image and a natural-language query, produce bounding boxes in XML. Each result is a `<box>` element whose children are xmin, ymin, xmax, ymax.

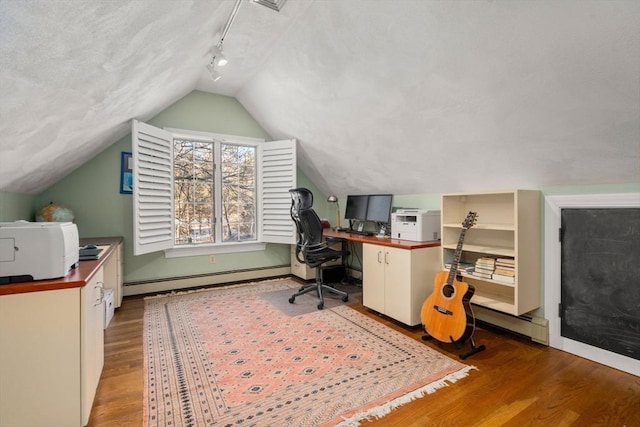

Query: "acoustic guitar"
<box><xmin>421</xmin><ymin>211</ymin><xmax>478</xmax><ymax>344</ymax></box>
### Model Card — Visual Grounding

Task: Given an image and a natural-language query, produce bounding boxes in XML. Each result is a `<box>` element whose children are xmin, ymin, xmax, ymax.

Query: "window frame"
<box><xmin>132</xmin><ymin>120</ymin><xmax>296</xmax><ymax>258</ymax></box>
<box><xmin>168</xmin><ymin>128</ymin><xmax>261</xmax><ymax>254</ymax></box>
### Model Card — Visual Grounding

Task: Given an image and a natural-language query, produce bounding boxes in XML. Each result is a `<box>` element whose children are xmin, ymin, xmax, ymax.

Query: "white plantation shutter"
<box><xmin>259</xmin><ymin>139</ymin><xmax>297</xmax><ymax>244</ymax></box>
<box><xmin>132</xmin><ymin>120</ymin><xmax>174</xmax><ymax>255</ymax></box>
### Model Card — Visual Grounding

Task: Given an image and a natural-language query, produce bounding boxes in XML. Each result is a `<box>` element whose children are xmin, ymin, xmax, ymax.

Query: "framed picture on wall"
<box><xmin>120</xmin><ymin>151</ymin><xmax>133</xmax><ymax>194</ymax></box>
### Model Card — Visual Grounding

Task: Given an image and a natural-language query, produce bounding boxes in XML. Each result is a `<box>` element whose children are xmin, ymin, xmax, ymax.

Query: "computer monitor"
<box><xmin>365</xmin><ymin>194</ymin><xmax>393</xmax><ymax>224</ymax></box>
<box><xmin>344</xmin><ymin>195</ymin><xmax>368</xmax><ymax>221</ymax></box>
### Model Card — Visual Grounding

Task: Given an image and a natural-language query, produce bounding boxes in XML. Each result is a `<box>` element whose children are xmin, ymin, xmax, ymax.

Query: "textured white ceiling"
<box><xmin>1</xmin><ymin>0</ymin><xmax>639</xmax><ymax>196</ymax></box>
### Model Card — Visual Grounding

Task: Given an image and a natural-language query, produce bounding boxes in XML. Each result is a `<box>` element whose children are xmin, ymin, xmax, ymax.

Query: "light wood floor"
<box><xmin>89</xmin><ymin>285</ymin><xmax>640</xmax><ymax>427</ymax></box>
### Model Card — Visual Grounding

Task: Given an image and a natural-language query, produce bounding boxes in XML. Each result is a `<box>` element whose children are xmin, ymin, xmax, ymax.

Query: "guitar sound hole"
<box><xmin>443</xmin><ymin>284</ymin><xmax>455</xmax><ymax>298</ymax></box>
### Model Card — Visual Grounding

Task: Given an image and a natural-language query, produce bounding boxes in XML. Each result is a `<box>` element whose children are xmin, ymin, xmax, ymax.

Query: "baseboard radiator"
<box><xmin>473</xmin><ymin>304</ymin><xmax>549</xmax><ymax>345</ymax></box>
<box><xmin>123</xmin><ymin>265</ymin><xmax>291</xmax><ymax>296</ymax></box>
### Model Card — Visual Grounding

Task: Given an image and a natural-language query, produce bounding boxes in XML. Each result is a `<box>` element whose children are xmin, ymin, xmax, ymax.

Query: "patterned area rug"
<box><xmin>143</xmin><ymin>278</ymin><xmax>474</xmax><ymax>426</ymax></box>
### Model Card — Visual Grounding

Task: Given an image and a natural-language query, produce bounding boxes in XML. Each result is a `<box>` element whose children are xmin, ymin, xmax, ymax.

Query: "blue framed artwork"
<box><xmin>120</xmin><ymin>151</ymin><xmax>133</xmax><ymax>194</ymax></box>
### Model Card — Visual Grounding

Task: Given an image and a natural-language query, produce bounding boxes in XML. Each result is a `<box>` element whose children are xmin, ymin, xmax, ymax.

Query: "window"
<box><xmin>131</xmin><ymin>120</ymin><xmax>296</xmax><ymax>257</ymax></box>
<box><xmin>174</xmin><ymin>138</ymin><xmax>216</xmax><ymax>245</ymax></box>
<box><xmin>220</xmin><ymin>144</ymin><xmax>257</xmax><ymax>243</ymax></box>
<box><xmin>173</xmin><ymin>139</ymin><xmax>257</xmax><ymax>245</ymax></box>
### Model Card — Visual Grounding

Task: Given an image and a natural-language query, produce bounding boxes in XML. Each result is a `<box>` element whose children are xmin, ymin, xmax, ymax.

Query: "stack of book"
<box><xmin>492</xmin><ymin>257</ymin><xmax>516</xmax><ymax>284</ymax></box>
<box><xmin>79</xmin><ymin>244</ymin><xmax>105</xmax><ymax>261</ymax></box>
<box><xmin>444</xmin><ymin>261</ymin><xmax>475</xmax><ymax>275</ymax></box>
<box><xmin>472</xmin><ymin>257</ymin><xmax>496</xmax><ymax>279</ymax></box>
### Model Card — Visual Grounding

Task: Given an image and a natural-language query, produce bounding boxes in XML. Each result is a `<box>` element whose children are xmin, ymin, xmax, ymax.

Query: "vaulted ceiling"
<box><xmin>1</xmin><ymin>0</ymin><xmax>638</xmax><ymax>196</ymax></box>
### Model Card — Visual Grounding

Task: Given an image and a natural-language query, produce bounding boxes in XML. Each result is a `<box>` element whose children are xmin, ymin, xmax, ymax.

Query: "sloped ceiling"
<box><xmin>1</xmin><ymin>0</ymin><xmax>638</xmax><ymax>196</ymax></box>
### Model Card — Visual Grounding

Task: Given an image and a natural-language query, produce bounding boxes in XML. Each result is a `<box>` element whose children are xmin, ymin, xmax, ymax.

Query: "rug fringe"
<box><xmin>334</xmin><ymin>365</ymin><xmax>477</xmax><ymax>427</ymax></box>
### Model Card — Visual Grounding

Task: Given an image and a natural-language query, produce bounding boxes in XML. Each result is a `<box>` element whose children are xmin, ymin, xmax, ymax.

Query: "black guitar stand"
<box><xmin>458</xmin><ymin>337</ymin><xmax>486</xmax><ymax>360</ymax></box>
<box><xmin>422</xmin><ymin>332</ymin><xmax>486</xmax><ymax>360</ymax></box>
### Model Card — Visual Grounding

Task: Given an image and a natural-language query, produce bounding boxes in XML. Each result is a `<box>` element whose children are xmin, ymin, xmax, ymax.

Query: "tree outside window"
<box><xmin>221</xmin><ymin>144</ymin><xmax>256</xmax><ymax>242</ymax></box>
<box><xmin>173</xmin><ymin>139</ymin><xmax>256</xmax><ymax>245</ymax></box>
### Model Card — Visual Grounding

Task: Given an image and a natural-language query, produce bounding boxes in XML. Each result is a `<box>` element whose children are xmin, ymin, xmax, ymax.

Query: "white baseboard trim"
<box><xmin>123</xmin><ymin>266</ymin><xmax>291</xmax><ymax>296</ymax></box>
<box><xmin>473</xmin><ymin>305</ymin><xmax>549</xmax><ymax>345</ymax></box>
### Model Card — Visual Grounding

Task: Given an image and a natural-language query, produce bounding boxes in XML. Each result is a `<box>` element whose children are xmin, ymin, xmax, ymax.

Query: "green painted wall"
<box><xmin>34</xmin><ymin>90</ymin><xmax>327</xmax><ymax>285</ymax></box>
<box><xmin>0</xmin><ymin>192</ymin><xmax>37</xmax><ymax>222</ymax></box>
<box><xmin>6</xmin><ymin>87</ymin><xmax>638</xmax><ymax>318</ymax></box>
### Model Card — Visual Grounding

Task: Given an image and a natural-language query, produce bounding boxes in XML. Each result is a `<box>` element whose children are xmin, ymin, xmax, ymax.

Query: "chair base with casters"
<box><xmin>289</xmin><ymin>266</ymin><xmax>348</xmax><ymax>310</ymax></box>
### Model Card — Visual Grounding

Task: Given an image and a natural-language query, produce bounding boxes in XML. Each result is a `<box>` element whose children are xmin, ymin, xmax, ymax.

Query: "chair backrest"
<box><xmin>289</xmin><ymin>188</ymin><xmax>324</xmax><ymax>259</ymax></box>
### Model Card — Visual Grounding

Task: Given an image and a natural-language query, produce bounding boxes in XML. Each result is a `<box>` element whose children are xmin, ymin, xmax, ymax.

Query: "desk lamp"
<box><xmin>327</xmin><ymin>195</ymin><xmax>340</xmax><ymax>230</ymax></box>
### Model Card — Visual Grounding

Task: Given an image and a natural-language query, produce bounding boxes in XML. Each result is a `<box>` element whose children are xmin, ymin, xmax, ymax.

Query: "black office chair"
<box><xmin>288</xmin><ymin>188</ymin><xmax>350</xmax><ymax>310</ymax></box>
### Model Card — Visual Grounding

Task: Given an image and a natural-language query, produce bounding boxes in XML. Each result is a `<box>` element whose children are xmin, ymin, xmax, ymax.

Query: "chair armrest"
<box><xmin>293</xmin><ymin>243</ymin><xmax>305</xmax><ymax>263</ymax></box>
<box><xmin>325</xmin><ymin>236</ymin><xmax>345</xmax><ymax>246</ymax></box>
<box><xmin>305</xmin><ymin>242</ymin><xmax>331</xmax><ymax>253</ymax></box>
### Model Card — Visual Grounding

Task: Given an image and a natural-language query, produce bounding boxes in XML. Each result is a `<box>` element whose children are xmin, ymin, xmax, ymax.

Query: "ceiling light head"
<box><xmin>216</xmin><ymin>51</ymin><xmax>228</xmax><ymax>67</ymax></box>
<box><xmin>209</xmin><ymin>45</ymin><xmax>228</xmax><ymax>67</ymax></box>
<box><xmin>206</xmin><ymin>60</ymin><xmax>222</xmax><ymax>82</ymax></box>
<box><xmin>210</xmin><ymin>69</ymin><xmax>222</xmax><ymax>82</ymax></box>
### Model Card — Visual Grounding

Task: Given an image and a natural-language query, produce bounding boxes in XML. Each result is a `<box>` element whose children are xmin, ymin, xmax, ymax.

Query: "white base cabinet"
<box><xmin>102</xmin><ymin>240</ymin><xmax>123</xmax><ymax>307</ymax></box>
<box><xmin>81</xmin><ymin>267</ymin><xmax>105</xmax><ymax>425</ymax></box>
<box><xmin>0</xmin><ymin>269</ymin><xmax>105</xmax><ymax>427</ymax></box>
<box><xmin>362</xmin><ymin>243</ymin><xmax>441</xmax><ymax>326</ymax></box>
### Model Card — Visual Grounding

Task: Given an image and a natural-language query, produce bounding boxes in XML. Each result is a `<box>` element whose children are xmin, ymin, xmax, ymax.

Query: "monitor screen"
<box><xmin>365</xmin><ymin>194</ymin><xmax>393</xmax><ymax>224</ymax></box>
<box><xmin>345</xmin><ymin>195</ymin><xmax>369</xmax><ymax>221</ymax></box>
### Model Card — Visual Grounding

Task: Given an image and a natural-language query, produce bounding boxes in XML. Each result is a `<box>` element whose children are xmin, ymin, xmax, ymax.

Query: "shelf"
<box><xmin>441</xmin><ymin>190</ymin><xmax>541</xmax><ymax>316</ymax></box>
<box><xmin>442</xmin><ymin>244</ymin><xmax>515</xmax><ymax>257</ymax></box>
<box><xmin>470</xmin><ymin>294</ymin><xmax>516</xmax><ymax>315</ymax></box>
<box><xmin>455</xmin><ymin>271</ymin><xmax>516</xmax><ymax>288</ymax></box>
<box><xmin>443</xmin><ymin>223</ymin><xmax>515</xmax><ymax>231</ymax></box>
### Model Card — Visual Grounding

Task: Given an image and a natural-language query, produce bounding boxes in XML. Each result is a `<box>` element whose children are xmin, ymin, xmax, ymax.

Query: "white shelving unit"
<box><xmin>441</xmin><ymin>190</ymin><xmax>541</xmax><ymax>316</ymax></box>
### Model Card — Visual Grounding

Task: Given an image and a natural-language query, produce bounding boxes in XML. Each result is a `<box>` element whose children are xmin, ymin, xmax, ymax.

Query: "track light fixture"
<box><xmin>210</xmin><ymin>45</ymin><xmax>227</xmax><ymax>68</ymax></box>
<box><xmin>206</xmin><ymin>0</ymin><xmax>242</xmax><ymax>82</ymax></box>
<box><xmin>216</xmin><ymin>48</ymin><xmax>228</xmax><ymax>67</ymax></box>
<box><xmin>206</xmin><ymin>56</ymin><xmax>222</xmax><ymax>82</ymax></box>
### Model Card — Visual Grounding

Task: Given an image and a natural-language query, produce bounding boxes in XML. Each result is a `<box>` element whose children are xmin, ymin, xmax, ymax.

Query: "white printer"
<box><xmin>0</xmin><ymin>221</ymin><xmax>79</xmax><ymax>282</ymax></box>
<box><xmin>391</xmin><ymin>209</ymin><xmax>441</xmax><ymax>242</ymax></box>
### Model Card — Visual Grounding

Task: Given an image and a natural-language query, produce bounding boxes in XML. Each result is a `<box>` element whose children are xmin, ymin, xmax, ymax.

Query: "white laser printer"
<box><xmin>0</xmin><ymin>221</ymin><xmax>79</xmax><ymax>283</ymax></box>
<box><xmin>391</xmin><ymin>209</ymin><xmax>441</xmax><ymax>242</ymax></box>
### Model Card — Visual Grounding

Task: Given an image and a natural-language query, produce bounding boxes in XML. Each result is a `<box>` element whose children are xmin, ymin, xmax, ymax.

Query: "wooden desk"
<box><xmin>324</xmin><ymin>229</ymin><xmax>441</xmax><ymax>326</ymax></box>
<box><xmin>324</xmin><ymin>229</ymin><xmax>440</xmax><ymax>250</ymax></box>
<box><xmin>0</xmin><ymin>236</ymin><xmax>123</xmax><ymax>296</ymax></box>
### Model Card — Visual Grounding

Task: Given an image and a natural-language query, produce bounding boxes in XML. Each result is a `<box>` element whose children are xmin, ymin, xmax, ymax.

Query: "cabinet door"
<box><xmin>81</xmin><ymin>267</ymin><xmax>105</xmax><ymax>425</ymax></box>
<box><xmin>103</xmin><ymin>243</ymin><xmax>123</xmax><ymax>308</ymax></box>
<box><xmin>382</xmin><ymin>247</ymin><xmax>413</xmax><ymax>324</ymax></box>
<box><xmin>114</xmin><ymin>242</ymin><xmax>123</xmax><ymax>307</ymax></box>
<box><xmin>362</xmin><ymin>243</ymin><xmax>385</xmax><ymax>313</ymax></box>
<box><xmin>0</xmin><ymin>288</ymin><xmax>81</xmax><ymax>427</ymax></box>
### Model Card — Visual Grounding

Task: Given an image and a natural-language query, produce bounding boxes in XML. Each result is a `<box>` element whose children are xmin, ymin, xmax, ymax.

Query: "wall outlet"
<box><xmin>209</xmin><ymin>255</ymin><xmax>215</xmax><ymax>264</ymax></box>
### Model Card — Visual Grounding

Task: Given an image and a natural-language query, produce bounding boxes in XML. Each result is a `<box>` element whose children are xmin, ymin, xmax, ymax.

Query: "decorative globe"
<box><xmin>36</xmin><ymin>203</ymin><xmax>75</xmax><ymax>222</ymax></box>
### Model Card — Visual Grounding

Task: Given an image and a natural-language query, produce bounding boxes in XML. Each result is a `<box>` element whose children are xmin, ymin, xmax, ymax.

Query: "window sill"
<box><xmin>164</xmin><ymin>242</ymin><xmax>267</xmax><ymax>258</ymax></box>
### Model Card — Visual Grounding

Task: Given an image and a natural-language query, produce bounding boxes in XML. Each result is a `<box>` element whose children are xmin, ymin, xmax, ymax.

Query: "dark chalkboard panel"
<box><xmin>561</xmin><ymin>208</ymin><xmax>640</xmax><ymax>360</ymax></box>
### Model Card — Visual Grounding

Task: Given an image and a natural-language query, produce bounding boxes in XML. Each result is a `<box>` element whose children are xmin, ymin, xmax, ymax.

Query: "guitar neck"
<box><xmin>447</xmin><ymin>228</ymin><xmax>468</xmax><ymax>284</ymax></box>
